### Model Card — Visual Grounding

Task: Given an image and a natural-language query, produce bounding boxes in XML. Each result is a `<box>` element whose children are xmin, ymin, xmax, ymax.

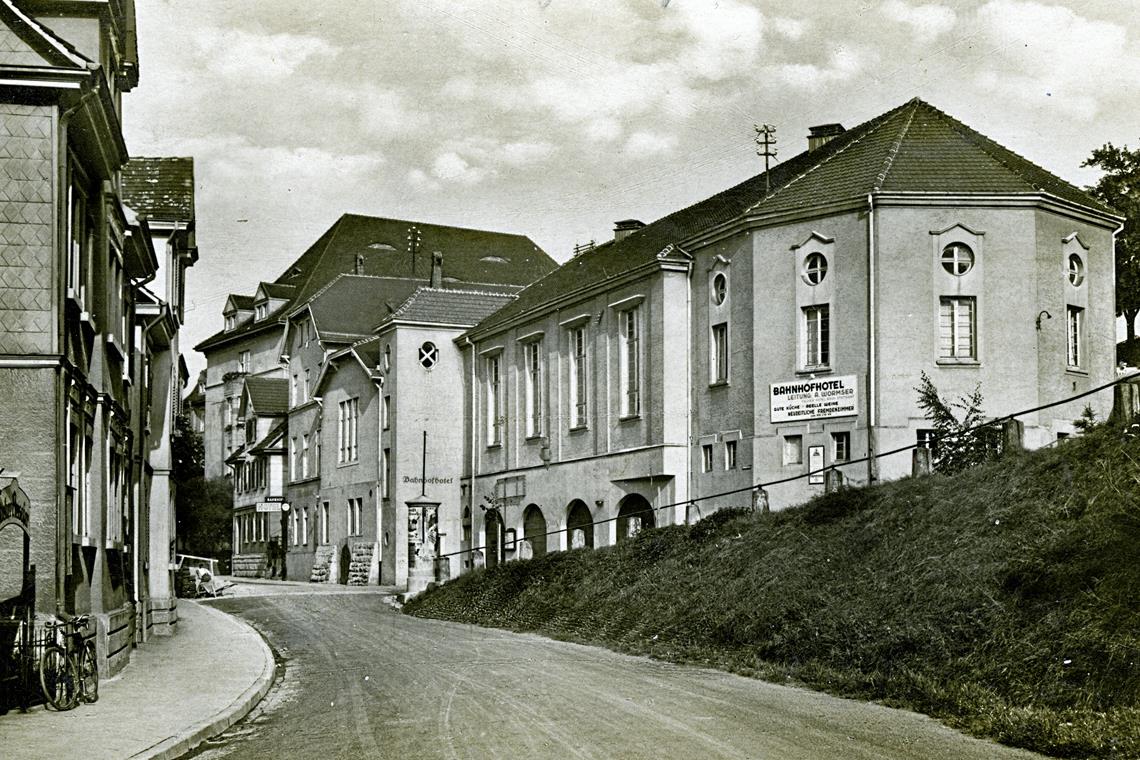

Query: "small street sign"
<box><xmin>255</xmin><ymin>501</ymin><xmax>290</xmax><ymax>513</ymax></box>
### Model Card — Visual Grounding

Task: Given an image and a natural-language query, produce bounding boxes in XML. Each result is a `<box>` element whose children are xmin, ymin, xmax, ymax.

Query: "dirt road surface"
<box><xmin>189</xmin><ymin>591</ymin><xmax>1041</xmax><ymax>759</ymax></box>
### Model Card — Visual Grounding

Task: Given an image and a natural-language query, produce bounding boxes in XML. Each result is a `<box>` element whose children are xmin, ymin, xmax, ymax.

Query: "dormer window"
<box><xmin>224</xmin><ymin>313</ymin><xmax>236</xmax><ymax>331</ymax></box>
<box><xmin>255</xmin><ymin>302</ymin><xmax>269</xmax><ymax>321</ymax></box>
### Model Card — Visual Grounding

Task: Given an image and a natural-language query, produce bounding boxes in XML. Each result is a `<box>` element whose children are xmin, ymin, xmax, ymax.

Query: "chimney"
<box><xmin>430</xmin><ymin>251</ymin><xmax>443</xmax><ymax>288</ymax></box>
<box><xmin>613</xmin><ymin>219</ymin><xmax>645</xmax><ymax>242</ymax></box>
<box><xmin>807</xmin><ymin>123</ymin><xmax>845</xmax><ymax>151</ymax></box>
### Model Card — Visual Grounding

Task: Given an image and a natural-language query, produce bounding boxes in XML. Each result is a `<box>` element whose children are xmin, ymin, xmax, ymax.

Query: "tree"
<box><xmin>1083</xmin><ymin>144</ymin><xmax>1140</xmax><ymax>342</ymax></box>
<box><xmin>913</xmin><ymin>372</ymin><xmax>1001</xmax><ymax>474</ymax></box>
<box><xmin>171</xmin><ymin>414</ymin><xmax>231</xmax><ymax>558</ymax></box>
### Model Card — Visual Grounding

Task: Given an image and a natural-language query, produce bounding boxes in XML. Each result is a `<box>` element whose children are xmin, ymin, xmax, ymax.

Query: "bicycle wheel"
<box><xmin>77</xmin><ymin>640</ymin><xmax>98</xmax><ymax>703</ymax></box>
<box><xmin>38</xmin><ymin>645</ymin><xmax>77</xmax><ymax>710</ymax></box>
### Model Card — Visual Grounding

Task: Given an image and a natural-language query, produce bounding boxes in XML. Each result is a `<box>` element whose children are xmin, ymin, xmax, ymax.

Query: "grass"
<box><xmin>404</xmin><ymin>424</ymin><xmax>1140</xmax><ymax>758</ymax></box>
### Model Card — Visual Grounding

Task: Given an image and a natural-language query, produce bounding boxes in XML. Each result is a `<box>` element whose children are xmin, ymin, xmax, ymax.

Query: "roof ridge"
<box><xmin>388</xmin><ymin>286</ymin><xmax>429</xmax><ymax>320</ymax></box>
<box><xmin>873</xmin><ymin>99</ymin><xmax>920</xmax><ymax>191</ymax></box>
<box><xmin>0</xmin><ymin>0</ymin><xmax>91</xmax><ymax>68</ymax></box>
<box><xmin>746</xmin><ymin>100</ymin><xmax>915</xmax><ymax>214</ymax></box>
<box><xmin>294</xmin><ymin>216</ymin><xmax>349</xmax><ymax>306</ymax></box>
<box><xmin>418</xmin><ymin>285</ymin><xmax>517</xmax><ymax>299</ymax></box>
<box><xmin>338</xmin><ymin>212</ymin><xmax>531</xmax><ymax>240</ymax></box>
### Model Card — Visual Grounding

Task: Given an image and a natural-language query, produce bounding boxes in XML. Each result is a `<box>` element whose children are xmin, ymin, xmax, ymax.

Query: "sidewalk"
<box><xmin>0</xmin><ymin>600</ymin><xmax>274</xmax><ymax>760</ymax></box>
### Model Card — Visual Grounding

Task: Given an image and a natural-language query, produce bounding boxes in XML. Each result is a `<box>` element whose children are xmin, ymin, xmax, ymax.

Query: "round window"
<box><xmin>941</xmin><ymin>243</ymin><xmax>974</xmax><ymax>276</ymax></box>
<box><xmin>803</xmin><ymin>252</ymin><xmax>828</xmax><ymax>285</ymax></box>
<box><xmin>711</xmin><ymin>272</ymin><xmax>727</xmax><ymax>305</ymax></box>
<box><xmin>418</xmin><ymin>341</ymin><xmax>438</xmax><ymax>369</ymax></box>
<box><xmin>1068</xmin><ymin>253</ymin><xmax>1085</xmax><ymax>287</ymax></box>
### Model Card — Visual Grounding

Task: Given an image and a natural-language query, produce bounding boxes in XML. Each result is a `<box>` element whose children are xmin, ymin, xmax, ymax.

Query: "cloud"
<box><xmin>585</xmin><ymin>117</ymin><xmax>622</xmax><ymax>143</ymax></box>
<box><xmin>770</xmin><ymin>16</ymin><xmax>808</xmax><ymax>41</ymax></box>
<box><xmin>192</xmin><ymin>27</ymin><xmax>337</xmax><ymax>78</ymax></box>
<box><xmin>662</xmin><ymin>0</ymin><xmax>765</xmax><ymax>81</ymax></box>
<box><xmin>624</xmin><ymin>131</ymin><xmax>678</xmax><ymax>158</ymax></box>
<box><xmin>431</xmin><ymin>152</ymin><xmax>492</xmax><ymax>185</ymax></box>
<box><xmin>973</xmin><ymin>1</ymin><xmax>1140</xmax><ymax>120</ymax></box>
<box><xmin>773</xmin><ymin>47</ymin><xmax>866</xmax><ymax>89</ymax></box>
<box><xmin>879</xmin><ymin>0</ymin><xmax>956</xmax><ymax>43</ymax></box>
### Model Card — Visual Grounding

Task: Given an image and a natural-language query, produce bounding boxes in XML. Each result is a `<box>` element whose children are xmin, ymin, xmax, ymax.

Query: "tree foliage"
<box><xmin>1083</xmin><ymin>143</ymin><xmax>1140</xmax><ymax>341</ymax></box>
<box><xmin>913</xmin><ymin>372</ymin><xmax>1001</xmax><ymax>474</ymax></box>
<box><xmin>171</xmin><ymin>414</ymin><xmax>231</xmax><ymax>558</ymax></box>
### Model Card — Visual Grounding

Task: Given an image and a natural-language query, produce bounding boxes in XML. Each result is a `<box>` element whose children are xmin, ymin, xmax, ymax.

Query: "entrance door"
<box><xmin>523</xmin><ymin>504</ymin><xmax>547</xmax><ymax>557</ymax></box>
<box><xmin>566</xmin><ymin>500</ymin><xmax>593</xmax><ymax>549</ymax></box>
<box><xmin>617</xmin><ymin>494</ymin><xmax>654</xmax><ymax>544</ymax></box>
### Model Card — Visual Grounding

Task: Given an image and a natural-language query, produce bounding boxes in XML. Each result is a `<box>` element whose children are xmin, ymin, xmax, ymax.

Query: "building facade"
<box><xmin>0</xmin><ymin>1</ymin><xmax>196</xmax><ymax>674</ymax></box>
<box><xmin>459</xmin><ymin>99</ymin><xmax>1121</xmax><ymax>569</ymax></box>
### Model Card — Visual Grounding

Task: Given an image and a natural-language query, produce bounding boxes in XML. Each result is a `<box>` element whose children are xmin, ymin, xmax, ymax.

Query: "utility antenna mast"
<box><xmin>754</xmin><ymin>124</ymin><xmax>777</xmax><ymax>194</ymax></box>
<box><xmin>406</xmin><ymin>226</ymin><xmax>422</xmax><ymax>277</ymax></box>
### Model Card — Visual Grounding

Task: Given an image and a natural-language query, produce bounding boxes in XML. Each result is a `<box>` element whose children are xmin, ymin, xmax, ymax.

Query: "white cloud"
<box><xmin>663</xmin><ymin>0</ymin><xmax>765</xmax><ymax>81</ymax></box>
<box><xmin>585</xmin><ymin>117</ymin><xmax>622</xmax><ymax>143</ymax></box>
<box><xmin>973</xmin><ymin>1</ymin><xmax>1140</xmax><ymax>120</ymax></box>
<box><xmin>771</xmin><ymin>16</ymin><xmax>808</xmax><ymax>41</ymax></box>
<box><xmin>498</xmin><ymin>141</ymin><xmax>557</xmax><ymax>167</ymax></box>
<box><xmin>624</xmin><ymin>131</ymin><xmax>678</xmax><ymax>158</ymax></box>
<box><xmin>879</xmin><ymin>0</ymin><xmax>957</xmax><ymax>43</ymax></box>
<box><xmin>431</xmin><ymin>152</ymin><xmax>493</xmax><ymax>185</ymax></box>
<box><xmin>406</xmin><ymin>168</ymin><xmax>440</xmax><ymax>192</ymax></box>
<box><xmin>774</xmin><ymin>47</ymin><xmax>866</xmax><ymax>89</ymax></box>
<box><xmin>192</xmin><ymin>27</ymin><xmax>337</xmax><ymax>79</ymax></box>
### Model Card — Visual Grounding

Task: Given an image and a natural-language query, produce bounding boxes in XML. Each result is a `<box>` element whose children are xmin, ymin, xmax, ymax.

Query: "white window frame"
<box><xmin>486</xmin><ymin>354</ymin><xmax>502</xmax><ymax>446</ymax></box>
<box><xmin>1067</xmin><ymin>305</ymin><xmax>1083</xmax><ymax>368</ymax></box>
<box><xmin>569</xmin><ymin>326</ymin><xmax>587</xmax><ymax>429</ymax></box>
<box><xmin>832</xmin><ymin>431</ymin><xmax>850</xmax><ymax>462</ymax></box>
<box><xmin>619</xmin><ymin>307</ymin><xmax>641</xmax><ymax>418</ymax></box>
<box><xmin>224</xmin><ymin>313</ymin><xmax>236</xmax><ymax>331</ymax></box>
<box><xmin>255</xmin><ymin>302</ymin><xmax>268</xmax><ymax>321</ymax></box>
<box><xmin>338</xmin><ymin>398</ymin><xmax>359</xmax><ymax>463</ymax></box>
<box><xmin>939</xmin><ymin>296</ymin><xmax>976</xmax><ymax>360</ymax></box>
<box><xmin>524</xmin><ymin>340</ymin><xmax>543</xmax><ymax>438</ymax></box>
<box><xmin>724</xmin><ymin>439</ymin><xmax>737</xmax><ymax>470</ymax></box>
<box><xmin>238</xmin><ymin>350</ymin><xmax>250</xmax><ymax>374</ymax></box>
<box><xmin>782</xmin><ymin>434</ymin><xmax>803</xmax><ymax>466</ymax></box>
<box><xmin>301</xmin><ymin>434</ymin><xmax>310</xmax><ymax>479</ymax></box>
<box><xmin>320</xmin><ymin>502</ymin><xmax>329</xmax><ymax>544</ymax></box>
<box><xmin>802</xmin><ymin>304</ymin><xmax>830</xmax><ymax>369</ymax></box>
<box><xmin>711</xmin><ymin>322</ymin><xmax>728</xmax><ymax>384</ymax></box>
<box><xmin>701</xmin><ymin>444</ymin><xmax>713</xmax><ymax>473</ymax></box>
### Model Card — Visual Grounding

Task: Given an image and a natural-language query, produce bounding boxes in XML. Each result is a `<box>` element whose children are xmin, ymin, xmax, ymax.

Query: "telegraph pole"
<box><xmin>754</xmin><ymin>124</ymin><xmax>777</xmax><ymax>194</ymax></box>
<box><xmin>407</xmin><ymin>226</ymin><xmax>422</xmax><ymax>277</ymax></box>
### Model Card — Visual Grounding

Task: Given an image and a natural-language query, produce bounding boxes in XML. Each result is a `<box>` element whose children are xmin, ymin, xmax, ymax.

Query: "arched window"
<box><xmin>522</xmin><ymin>504</ymin><xmax>547</xmax><ymax>557</ymax></box>
<box><xmin>566</xmin><ymin>500</ymin><xmax>593</xmax><ymax>549</ymax></box>
<box><xmin>616</xmin><ymin>494</ymin><xmax>654</xmax><ymax>544</ymax></box>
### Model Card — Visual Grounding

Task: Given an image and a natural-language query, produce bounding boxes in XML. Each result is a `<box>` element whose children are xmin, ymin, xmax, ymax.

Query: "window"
<box><xmin>803</xmin><ymin>305</ymin><xmax>830</xmax><ymax>368</ymax></box>
<box><xmin>832</xmin><ymin>431</ymin><xmax>850</xmax><ymax>462</ymax></box>
<box><xmin>245</xmin><ymin>417</ymin><xmax>255</xmax><ymax>442</ymax></box>
<box><xmin>916</xmin><ymin>429</ymin><xmax>938</xmax><ymax>454</ymax></box>
<box><xmin>301</xmin><ymin>434</ymin><xmax>310</xmax><ymax>478</ymax></box>
<box><xmin>619</xmin><ymin>307</ymin><xmax>640</xmax><ymax>417</ymax></box>
<box><xmin>419</xmin><ymin>341</ymin><xmax>438</xmax><ymax>369</ymax></box>
<box><xmin>301</xmin><ymin>508</ymin><xmax>308</xmax><ymax>544</ymax></box>
<box><xmin>701</xmin><ymin>444</ymin><xmax>714</xmax><ymax>472</ymax></box>
<box><xmin>711</xmin><ymin>322</ymin><xmax>728</xmax><ymax>384</ymax></box>
<box><xmin>724</xmin><ymin>439</ymin><xmax>737</xmax><ymax>470</ymax></box>
<box><xmin>255</xmin><ymin>302</ymin><xmax>268</xmax><ymax>321</ymax></box>
<box><xmin>338</xmin><ymin>398</ymin><xmax>359</xmax><ymax>462</ymax></box>
<box><xmin>1067</xmin><ymin>305</ymin><xmax>1083</xmax><ymax>367</ymax></box>
<box><xmin>782</xmin><ymin>434</ymin><xmax>803</xmax><ymax>465</ymax></box>
<box><xmin>320</xmin><ymin>502</ymin><xmax>329</xmax><ymax>544</ymax></box>
<box><xmin>939</xmin><ymin>297</ymin><xmax>976</xmax><ymax>360</ymax></box>
<box><xmin>382</xmin><ymin>395</ymin><xmax>391</xmax><ymax>430</ymax></box>
<box><xmin>569</xmin><ymin>326</ymin><xmax>588</xmax><ymax>428</ymax></box>
<box><xmin>940</xmin><ymin>243</ymin><xmax>974</xmax><ymax>275</ymax></box>
<box><xmin>348</xmin><ymin>498</ymin><xmax>362</xmax><ymax>536</ymax></box>
<box><xmin>524</xmin><ymin>341</ymin><xmax>543</xmax><ymax>437</ymax></box>
<box><xmin>224</xmin><ymin>313</ymin><xmax>236</xmax><ymax>331</ymax></box>
<box><xmin>487</xmin><ymin>355</ymin><xmax>502</xmax><ymax>445</ymax></box>
<box><xmin>1068</xmin><ymin>254</ymin><xmax>1085</xmax><ymax>287</ymax></box>
<box><xmin>290</xmin><ymin>437</ymin><xmax>298</xmax><ymax>480</ymax></box>
<box><xmin>383</xmin><ymin>344</ymin><xmax>391</xmax><ymax>371</ymax></box>
<box><xmin>382</xmin><ymin>448</ymin><xmax>392</xmax><ymax>499</ymax></box>
<box><xmin>803</xmin><ymin>252</ymin><xmax>828</xmax><ymax>285</ymax></box>
<box><xmin>302</xmin><ymin>369</ymin><xmax>310</xmax><ymax>402</ymax></box>
<box><xmin>238</xmin><ymin>350</ymin><xmax>250</xmax><ymax>373</ymax></box>
<box><xmin>711</xmin><ymin>272</ymin><xmax>727</xmax><ymax>305</ymax></box>
<box><xmin>291</xmin><ymin>373</ymin><xmax>299</xmax><ymax>406</ymax></box>
<box><xmin>291</xmin><ymin>511</ymin><xmax>299</xmax><ymax>545</ymax></box>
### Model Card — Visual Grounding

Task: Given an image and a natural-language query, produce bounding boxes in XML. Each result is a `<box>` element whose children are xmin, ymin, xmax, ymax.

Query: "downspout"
<box><xmin>866</xmin><ymin>193</ymin><xmax>877</xmax><ymax>485</ymax></box>
<box><xmin>685</xmin><ymin>254</ymin><xmax>694</xmax><ymax>524</ymax></box>
<box><xmin>376</xmin><ymin>373</ymin><xmax>383</xmax><ymax>578</ymax></box>
<box><xmin>464</xmin><ymin>335</ymin><xmax>477</xmax><ymax>555</ymax></box>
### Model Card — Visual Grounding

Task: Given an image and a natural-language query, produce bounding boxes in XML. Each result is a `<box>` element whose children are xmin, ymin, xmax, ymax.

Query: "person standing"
<box><xmin>267</xmin><ymin>537</ymin><xmax>279</xmax><ymax>579</ymax></box>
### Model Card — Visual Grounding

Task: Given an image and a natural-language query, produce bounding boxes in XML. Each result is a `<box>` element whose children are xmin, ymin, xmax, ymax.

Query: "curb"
<box><xmin>128</xmin><ymin>602</ymin><xmax>277</xmax><ymax>760</ymax></box>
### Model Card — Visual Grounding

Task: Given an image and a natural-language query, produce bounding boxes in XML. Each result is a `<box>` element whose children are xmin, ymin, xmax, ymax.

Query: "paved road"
<box><xmin>189</xmin><ymin>591</ymin><xmax>1040</xmax><ymax>760</ymax></box>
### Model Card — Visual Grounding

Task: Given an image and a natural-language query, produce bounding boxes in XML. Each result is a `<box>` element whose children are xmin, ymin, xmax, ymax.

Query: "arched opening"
<box><xmin>522</xmin><ymin>503</ymin><xmax>547</xmax><ymax>557</ymax></box>
<box><xmin>485</xmin><ymin>510</ymin><xmax>502</xmax><ymax>569</ymax></box>
<box><xmin>616</xmin><ymin>494</ymin><xmax>654</xmax><ymax>544</ymax></box>
<box><xmin>461</xmin><ymin>507</ymin><xmax>472</xmax><ymax>569</ymax></box>
<box><xmin>565</xmin><ymin>500</ymin><xmax>593</xmax><ymax>550</ymax></box>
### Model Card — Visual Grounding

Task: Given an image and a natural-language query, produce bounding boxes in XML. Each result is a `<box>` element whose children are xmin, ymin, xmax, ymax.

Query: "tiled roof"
<box><xmin>473</xmin><ymin>98</ymin><xmax>1116</xmax><ymax>335</ymax></box>
<box><xmin>352</xmin><ymin>337</ymin><xmax>382</xmax><ymax>371</ymax></box>
<box><xmin>273</xmin><ymin>213</ymin><xmax>555</xmax><ymax>305</ymax></box>
<box><xmin>258</xmin><ymin>282</ymin><xmax>295</xmax><ymax>300</ymax></box>
<box><xmin>306</xmin><ymin>275</ymin><xmax>423</xmax><ymax>343</ymax></box>
<box><xmin>121</xmin><ymin>158</ymin><xmax>195</xmax><ymax>222</ymax></box>
<box><xmin>243</xmin><ymin>376</ymin><xmax>288</xmax><ymax>416</ymax></box>
<box><xmin>196</xmin><ymin>214</ymin><xmax>553</xmax><ymax>354</ymax></box>
<box><xmin>382</xmin><ymin>287</ymin><xmax>516</xmax><ymax>329</ymax></box>
<box><xmin>227</xmin><ymin>294</ymin><xmax>254</xmax><ymax>311</ymax></box>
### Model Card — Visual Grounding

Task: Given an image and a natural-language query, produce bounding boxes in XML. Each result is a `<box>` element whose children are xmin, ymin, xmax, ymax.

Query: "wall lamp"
<box><xmin>1035</xmin><ymin>310</ymin><xmax>1052</xmax><ymax>331</ymax></box>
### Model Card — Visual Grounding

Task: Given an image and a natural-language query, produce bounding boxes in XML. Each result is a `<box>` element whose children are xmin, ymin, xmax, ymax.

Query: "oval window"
<box><xmin>1067</xmin><ymin>253</ymin><xmax>1084</xmax><ymax>286</ymax></box>
<box><xmin>803</xmin><ymin>252</ymin><xmax>828</xmax><ymax>285</ymax></box>
<box><xmin>418</xmin><ymin>341</ymin><xmax>438</xmax><ymax>369</ymax></box>
<box><xmin>941</xmin><ymin>243</ymin><xmax>974</xmax><ymax>276</ymax></box>
<box><xmin>711</xmin><ymin>272</ymin><xmax>727</xmax><ymax>305</ymax></box>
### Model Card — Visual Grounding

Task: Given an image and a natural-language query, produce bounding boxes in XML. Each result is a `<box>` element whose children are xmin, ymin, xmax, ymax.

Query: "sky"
<box><xmin>120</xmin><ymin>0</ymin><xmax>1140</xmax><ymax>379</ymax></box>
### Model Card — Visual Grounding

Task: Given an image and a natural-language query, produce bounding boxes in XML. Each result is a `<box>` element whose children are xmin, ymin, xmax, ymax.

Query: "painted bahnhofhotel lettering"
<box><xmin>198</xmin><ymin>98</ymin><xmax>1121</xmax><ymax>591</ymax></box>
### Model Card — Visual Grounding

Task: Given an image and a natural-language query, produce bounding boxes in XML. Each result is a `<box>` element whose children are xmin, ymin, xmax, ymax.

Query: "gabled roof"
<box><xmin>273</xmin><ymin>213</ymin><xmax>555</xmax><ymax>305</ymax></box>
<box><xmin>471</xmin><ymin>98</ymin><xmax>1118</xmax><ymax>337</ymax></box>
<box><xmin>250</xmin><ymin>419</ymin><xmax>288</xmax><ymax>455</ymax></box>
<box><xmin>379</xmin><ymin>287</ymin><xmax>516</xmax><ymax>330</ymax></box>
<box><xmin>121</xmin><ymin>158</ymin><xmax>195</xmax><ymax>223</ymax></box>
<box><xmin>256</xmin><ymin>282</ymin><xmax>295</xmax><ymax>301</ymax></box>
<box><xmin>0</xmin><ymin>0</ymin><xmax>91</xmax><ymax>69</ymax></box>
<box><xmin>304</xmin><ymin>275</ymin><xmax>423</xmax><ymax>344</ymax></box>
<box><xmin>313</xmin><ymin>336</ymin><xmax>379</xmax><ymax>398</ymax></box>
<box><xmin>242</xmin><ymin>376</ymin><xmax>288</xmax><ymax>417</ymax></box>
<box><xmin>225</xmin><ymin>294</ymin><xmax>254</xmax><ymax>312</ymax></box>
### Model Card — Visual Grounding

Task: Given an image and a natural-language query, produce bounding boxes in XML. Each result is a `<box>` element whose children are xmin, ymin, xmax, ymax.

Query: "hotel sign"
<box><xmin>770</xmin><ymin>375</ymin><xmax>858</xmax><ymax>423</ymax></box>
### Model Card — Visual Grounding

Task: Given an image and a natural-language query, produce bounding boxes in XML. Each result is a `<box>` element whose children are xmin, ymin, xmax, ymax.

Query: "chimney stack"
<box><xmin>613</xmin><ymin>219</ymin><xmax>645</xmax><ymax>242</ymax></box>
<box><xmin>807</xmin><ymin>123</ymin><xmax>845</xmax><ymax>151</ymax></box>
<box><xmin>430</xmin><ymin>251</ymin><xmax>443</xmax><ymax>288</ymax></box>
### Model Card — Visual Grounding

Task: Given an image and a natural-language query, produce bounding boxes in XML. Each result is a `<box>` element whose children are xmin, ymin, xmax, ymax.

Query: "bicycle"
<box><xmin>38</xmin><ymin>614</ymin><xmax>98</xmax><ymax>710</ymax></box>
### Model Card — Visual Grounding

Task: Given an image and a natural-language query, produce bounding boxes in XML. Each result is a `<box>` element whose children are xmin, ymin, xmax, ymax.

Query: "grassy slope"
<box><xmin>405</xmin><ymin>427</ymin><xmax>1140</xmax><ymax>759</ymax></box>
